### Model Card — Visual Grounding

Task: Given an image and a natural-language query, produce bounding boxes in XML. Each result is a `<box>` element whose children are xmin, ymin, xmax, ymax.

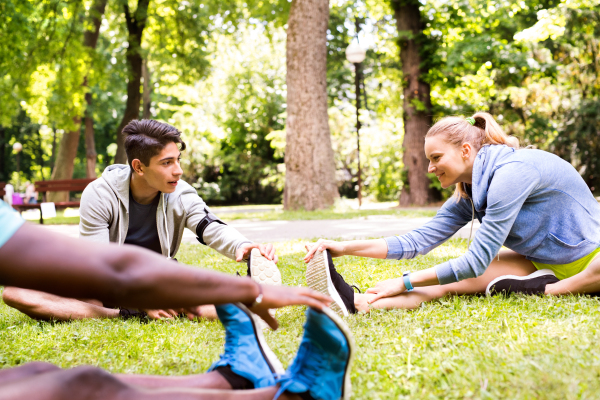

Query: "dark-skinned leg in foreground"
<box><xmin>0</xmin><ymin>365</ymin><xmax>303</xmax><ymax>400</ymax></box>
<box><xmin>116</xmin><ymin>371</ymin><xmax>233</xmax><ymax>390</ymax></box>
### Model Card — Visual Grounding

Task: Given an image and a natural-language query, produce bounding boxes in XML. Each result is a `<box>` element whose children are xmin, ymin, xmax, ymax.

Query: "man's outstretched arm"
<box><xmin>0</xmin><ymin>223</ymin><xmax>330</xmax><ymax>328</ymax></box>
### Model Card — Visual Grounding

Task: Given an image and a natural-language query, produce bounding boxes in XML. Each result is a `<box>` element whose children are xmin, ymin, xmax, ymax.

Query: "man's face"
<box><xmin>135</xmin><ymin>142</ymin><xmax>183</xmax><ymax>193</ymax></box>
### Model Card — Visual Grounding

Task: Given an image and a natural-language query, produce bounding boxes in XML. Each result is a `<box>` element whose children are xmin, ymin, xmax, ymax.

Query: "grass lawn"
<box><xmin>2</xmin><ymin>239</ymin><xmax>600</xmax><ymax>399</ymax></box>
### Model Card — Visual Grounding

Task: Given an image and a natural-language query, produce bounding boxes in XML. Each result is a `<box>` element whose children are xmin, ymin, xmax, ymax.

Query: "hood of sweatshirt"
<box><xmin>470</xmin><ymin>144</ymin><xmax>516</xmax><ymax>212</ymax></box>
<box><xmin>101</xmin><ymin>164</ymin><xmax>132</xmax><ymax>209</ymax></box>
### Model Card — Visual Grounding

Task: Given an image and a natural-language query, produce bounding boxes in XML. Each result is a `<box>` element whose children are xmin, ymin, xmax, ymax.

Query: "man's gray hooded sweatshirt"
<box><xmin>385</xmin><ymin>145</ymin><xmax>600</xmax><ymax>284</ymax></box>
<box><xmin>79</xmin><ymin>164</ymin><xmax>251</xmax><ymax>260</ymax></box>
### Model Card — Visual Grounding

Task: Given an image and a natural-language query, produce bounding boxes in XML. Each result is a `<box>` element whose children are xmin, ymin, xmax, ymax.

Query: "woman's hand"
<box><xmin>304</xmin><ymin>239</ymin><xmax>346</xmax><ymax>262</ymax></box>
<box><xmin>365</xmin><ymin>277</ymin><xmax>406</xmax><ymax>303</ymax></box>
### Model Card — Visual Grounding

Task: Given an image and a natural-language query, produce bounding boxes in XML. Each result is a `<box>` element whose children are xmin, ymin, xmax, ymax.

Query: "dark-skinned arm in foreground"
<box><xmin>0</xmin><ymin>223</ymin><xmax>331</xmax><ymax>329</ymax></box>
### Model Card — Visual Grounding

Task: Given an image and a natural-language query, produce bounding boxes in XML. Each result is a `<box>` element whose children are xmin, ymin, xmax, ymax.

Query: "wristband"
<box><xmin>402</xmin><ymin>272</ymin><xmax>414</xmax><ymax>292</ymax></box>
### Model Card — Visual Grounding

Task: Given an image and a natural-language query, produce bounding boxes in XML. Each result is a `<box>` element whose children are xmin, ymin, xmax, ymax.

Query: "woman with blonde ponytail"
<box><xmin>302</xmin><ymin>112</ymin><xmax>600</xmax><ymax>315</ymax></box>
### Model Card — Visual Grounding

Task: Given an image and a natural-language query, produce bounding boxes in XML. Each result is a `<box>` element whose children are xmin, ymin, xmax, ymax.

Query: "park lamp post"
<box><xmin>13</xmin><ymin>142</ymin><xmax>22</xmax><ymax>189</ymax></box>
<box><xmin>345</xmin><ymin>37</ymin><xmax>366</xmax><ymax>207</ymax></box>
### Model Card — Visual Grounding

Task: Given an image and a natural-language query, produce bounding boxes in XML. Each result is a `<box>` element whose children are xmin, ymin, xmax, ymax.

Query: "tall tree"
<box><xmin>391</xmin><ymin>0</ymin><xmax>436</xmax><ymax>206</ymax></box>
<box><xmin>49</xmin><ymin>0</ymin><xmax>108</xmax><ymax>201</ymax></box>
<box><xmin>284</xmin><ymin>0</ymin><xmax>339</xmax><ymax>211</ymax></box>
<box><xmin>84</xmin><ymin>0</ymin><xmax>108</xmax><ymax>178</ymax></box>
<box><xmin>113</xmin><ymin>0</ymin><xmax>150</xmax><ymax>165</ymax></box>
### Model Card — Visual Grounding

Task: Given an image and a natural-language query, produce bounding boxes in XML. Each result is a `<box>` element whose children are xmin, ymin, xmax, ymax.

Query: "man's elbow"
<box><xmin>96</xmin><ymin>247</ymin><xmax>158</xmax><ymax>306</ymax></box>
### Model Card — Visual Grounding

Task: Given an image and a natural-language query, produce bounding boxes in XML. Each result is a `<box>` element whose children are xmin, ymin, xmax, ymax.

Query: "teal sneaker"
<box><xmin>208</xmin><ymin>303</ymin><xmax>284</xmax><ymax>388</ymax></box>
<box><xmin>274</xmin><ymin>307</ymin><xmax>354</xmax><ymax>400</ymax></box>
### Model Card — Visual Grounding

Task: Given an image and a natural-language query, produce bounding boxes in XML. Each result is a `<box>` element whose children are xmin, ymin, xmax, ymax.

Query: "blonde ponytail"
<box><xmin>425</xmin><ymin>112</ymin><xmax>519</xmax><ymax>199</ymax></box>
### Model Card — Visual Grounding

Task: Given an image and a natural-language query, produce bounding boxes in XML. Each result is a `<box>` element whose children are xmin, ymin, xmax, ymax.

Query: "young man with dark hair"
<box><xmin>3</xmin><ymin>119</ymin><xmax>281</xmax><ymax>321</ymax></box>
<box><xmin>0</xmin><ymin>202</ymin><xmax>354</xmax><ymax>400</ymax></box>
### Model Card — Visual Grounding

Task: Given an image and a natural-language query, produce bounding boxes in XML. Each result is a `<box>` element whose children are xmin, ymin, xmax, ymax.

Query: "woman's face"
<box><xmin>424</xmin><ymin>135</ymin><xmax>474</xmax><ymax>188</ymax></box>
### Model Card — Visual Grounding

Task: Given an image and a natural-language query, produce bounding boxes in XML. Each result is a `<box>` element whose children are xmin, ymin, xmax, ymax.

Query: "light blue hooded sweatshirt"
<box><xmin>385</xmin><ymin>145</ymin><xmax>600</xmax><ymax>284</ymax></box>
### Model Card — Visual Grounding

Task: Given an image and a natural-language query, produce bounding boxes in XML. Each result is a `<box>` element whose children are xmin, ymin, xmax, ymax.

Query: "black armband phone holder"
<box><xmin>196</xmin><ymin>213</ymin><xmax>226</xmax><ymax>245</ymax></box>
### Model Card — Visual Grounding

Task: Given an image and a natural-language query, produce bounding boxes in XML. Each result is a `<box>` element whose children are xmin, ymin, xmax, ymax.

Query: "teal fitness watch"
<box><xmin>402</xmin><ymin>272</ymin><xmax>414</xmax><ymax>292</ymax></box>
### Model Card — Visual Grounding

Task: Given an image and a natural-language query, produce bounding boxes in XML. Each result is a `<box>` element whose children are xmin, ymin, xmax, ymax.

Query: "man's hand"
<box><xmin>365</xmin><ymin>277</ymin><xmax>406</xmax><ymax>304</ymax></box>
<box><xmin>144</xmin><ymin>309</ymin><xmax>179</xmax><ymax>320</ymax></box>
<box><xmin>145</xmin><ymin>306</ymin><xmax>208</xmax><ymax>321</ymax></box>
<box><xmin>236</xmin><ymin>243</ymin><xmax>278</xmax><ymax>264</ymax></box>
<box><xmin>304</xmin><ymin>239</ymin><xmax>346</xmax><ymax>262</ymax></box>
<box><xmin>248</xmin><ymin>285</ymin><xmax>332</xmax><ymax>330</ymax></box>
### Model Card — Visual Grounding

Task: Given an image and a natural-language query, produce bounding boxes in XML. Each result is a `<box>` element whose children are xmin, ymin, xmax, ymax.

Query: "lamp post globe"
<box><xmin>345</xmin><ymin>40</ymin><xmax>366</xmax><ymax>64</ymax></box>
<box><xmin>13</xmin><ymin>142</ymin><xmax>23</xmax><ymax>153</ymax></box>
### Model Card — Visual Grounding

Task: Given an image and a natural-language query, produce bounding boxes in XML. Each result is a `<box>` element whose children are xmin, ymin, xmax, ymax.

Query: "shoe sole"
<box><xmin>249</xmin><ymin>248</ymin><xmax>282</xmax><ymax>286</ymax></box>
<box><xmin>320</xmin><ymin>307</ymin><xmax>355</xmax><ymax>400</ymax></box>
<box><xmin>306</xmin><ymin>250</ymin><xmax>349</xmax><ymax>317</ymax></box>
<box><xmin>485</xmin><ymin>269</ymin><xmax>557</xmax><ymax>296</ymax></box>
<box><xmin>236</xmin><ymin>303</ymin><xmax>285</xmax><ymax>376</ymax></box>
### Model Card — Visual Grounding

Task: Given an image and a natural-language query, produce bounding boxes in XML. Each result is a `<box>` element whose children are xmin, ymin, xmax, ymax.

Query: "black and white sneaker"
<box><xmin>486</xmin><ymin>269</ymin><xmax>559</xmax><ymax>296</ymax></box>
<box><xmin>306</xmin><ymin>250</ymin><xmax>357</xmax><ymax>316</ymax></box>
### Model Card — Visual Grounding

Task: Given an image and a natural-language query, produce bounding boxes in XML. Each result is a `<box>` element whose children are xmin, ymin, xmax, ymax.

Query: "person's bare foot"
<box><xmin>198</xmin><ymin>305</ymin><xmax>218</xmax><ymax>320</ymax></box>
<box><xmin>354</xmin><ymin>293</ymin><xmax>374</xmax><ymax>313</ymax></box>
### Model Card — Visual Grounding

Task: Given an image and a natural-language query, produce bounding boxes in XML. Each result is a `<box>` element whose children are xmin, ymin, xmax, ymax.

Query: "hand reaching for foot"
<box><xmin>304</xmin><ymin>239</ymin><xmax>346</xmax><ymax>262</ymax></box>
<box><xmin>249</xmin><ymin>285</ymin><xmax>332</xmax><ymax>330</ymax></box>
<box><xmin>365</xmin><ymin>277</ymin><xmax>406</xmax><ymax>303</ymax></box>
<box><xmin>236</xmin><ymin>242</ymin><xmax>278</xmax><ymax>264</ymax></box>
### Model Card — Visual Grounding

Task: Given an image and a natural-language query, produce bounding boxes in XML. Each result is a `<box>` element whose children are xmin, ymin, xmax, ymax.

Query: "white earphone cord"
<box><xmin>468</xmin><ymin>197</ymin><xmax>499</xmax><ymax>261</ymax></box>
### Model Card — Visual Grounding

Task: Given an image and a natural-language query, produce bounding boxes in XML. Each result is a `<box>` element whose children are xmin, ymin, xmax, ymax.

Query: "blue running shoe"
<box><xmin>208</xmin><ymin>303</ymin><xmax>284</xmax><ymax>388</ymax></box>
<box><xmin>274</xmin><ymin>307</ymin><xmax>354</xmax><ymax>400</ymax></box>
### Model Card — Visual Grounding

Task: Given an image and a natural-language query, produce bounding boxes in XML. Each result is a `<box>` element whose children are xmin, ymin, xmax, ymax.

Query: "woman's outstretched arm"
<box><xmin>304</xmin><ymin>238</ymin><xmax>388</xmax><ymax>261</ymax></box>
<box><xmin>304</xmin><ymin>197</ymin><xmax>474</xmax><ymax>263</ymax></box>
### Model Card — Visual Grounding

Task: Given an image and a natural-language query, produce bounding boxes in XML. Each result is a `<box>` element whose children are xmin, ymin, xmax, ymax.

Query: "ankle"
<box><xmin>354</xmin><ymin>293</ymin><xmax>370</xmax><ymax>313</ymax></box>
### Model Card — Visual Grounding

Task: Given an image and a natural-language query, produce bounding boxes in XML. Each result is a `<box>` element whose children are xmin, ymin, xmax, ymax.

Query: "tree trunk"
<box><xmin>142</xmin><ymin>59</ymin><xmax>152</xmax><ymax>119</ymax></box>
<box><xmin>392</xmin><ymin>0</ymin><xmax>435</xmax><ymax>206</ymax></box>
<box><xmin>284</xmin><ymin>0</ymin><xmax>338</xmax><ymax>211</ymax></box>
<box><xmin>49</xmin><ymin>118</ymin><xmax>81</xmax><ymax>203</ymax></box>
<box><xmin>49</xmin><ymin>0</ymin><xmax>107</xmax><ymax>195</ymax></box>
<box><xmin>84</xmin><ymin>90</ymin><xmax>97</xmax><ymax>178</ymax></box>
<box><xmin>82</xmin><ymin>0</ymin><xmax>107</xmax><ymax>178</ymax></box>
<box><xmin>114</xmin><ymin>0</ymin><xmax>151</xmax><ymax>165</ymax></box>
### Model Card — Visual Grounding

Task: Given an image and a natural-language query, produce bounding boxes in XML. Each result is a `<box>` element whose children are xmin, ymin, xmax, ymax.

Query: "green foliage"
<box><xmin>0</xmin><ymin>112</ymin><xmax>50</xmax><ymax>185</ymax></box>
<box><xmin>159</xmin><ymin>22</ymin><xmax>287</xmax><ymax>204</ymax></box>
<box><xmin>3</xmin><ymin>0</ymin><xmax>600</xmax><ymax>202</ymax></box>
<box><xmin>3</xmin><ymin>239</ymin><xmax>600</xmax><ymax>398</ymax></box>
<box><xmin>213</xmin><ymin>66</ymin><xmax>286</xmax><ymax>204</ymax></box>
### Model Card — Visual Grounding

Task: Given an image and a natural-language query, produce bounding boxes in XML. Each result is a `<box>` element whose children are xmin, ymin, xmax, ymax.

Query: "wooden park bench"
<box><xmin>12</xmin><ymin>178</ymin><xmax>96</xmax><ymax>224</ymax></box>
